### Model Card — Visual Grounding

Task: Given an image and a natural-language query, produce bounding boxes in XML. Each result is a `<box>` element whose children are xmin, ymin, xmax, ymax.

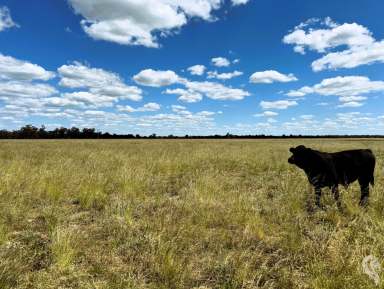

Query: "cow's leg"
<box><xmin>315</xmin><ymin>186</ymin><xmax>322</xmax><ymax>208</ymax></box>
<box><xmin>332</xmin><ymin>185</ymin><xmax>341</xmax><ymax>209</ymax></box>
<box><xmin>359</xmin><ymin>185</ymin><xmax>369</xmax><ymax>207</ymax></box>
<box><xmin>358</xmin><ymin>177</ymin><xmax>370</xmax><ymax>207</ymax></box>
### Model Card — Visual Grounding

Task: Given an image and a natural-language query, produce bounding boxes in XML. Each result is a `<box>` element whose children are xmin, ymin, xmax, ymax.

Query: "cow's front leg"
<box><xmin>315</xmin><ymin>186</ymin><xmax>322</xmax><ymax>208</ymax></box>
<box><xmin>332</xmin><ymin>185</ymin><xmax>341</xmax><ymax>209</ymax></box>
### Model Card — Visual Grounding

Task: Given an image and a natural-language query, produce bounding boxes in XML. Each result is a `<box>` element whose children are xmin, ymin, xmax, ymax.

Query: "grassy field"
<box><xmin>0</xmin><ymin>139</ymin><xmax>383</xmax><ymax>289</ymax></box>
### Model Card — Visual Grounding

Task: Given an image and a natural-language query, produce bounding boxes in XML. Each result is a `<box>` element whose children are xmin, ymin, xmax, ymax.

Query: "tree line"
<box><xmin>0</xmin><ymin>125</ymin><xmax>383</xmax><ymax>139</ymax></box>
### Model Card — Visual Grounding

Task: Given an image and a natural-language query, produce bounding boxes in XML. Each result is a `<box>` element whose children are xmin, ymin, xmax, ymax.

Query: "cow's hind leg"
<box><xmin>332</xmin><ymin>185</ymin><xmax>341</xmax><ymax>209</ymax></box>
<box><xmin>315</xmin><ymin>186</ymin><xmax>323</xmax><ymax>209</ymax></box>
<box><xmin>358</xmin><ymin>178</ymin><xmax>370</xmax><ymax>207</ymax></box>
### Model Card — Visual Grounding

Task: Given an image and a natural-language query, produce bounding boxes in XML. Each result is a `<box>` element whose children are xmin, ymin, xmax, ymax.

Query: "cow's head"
<box><xmin>288</xmin><ymin>145</ymin><xmax>309</xmax><ymax>169</ymax></box>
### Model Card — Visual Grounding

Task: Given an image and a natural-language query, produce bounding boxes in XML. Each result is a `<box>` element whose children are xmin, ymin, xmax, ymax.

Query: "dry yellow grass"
<box><xmin>0</xmin><ymin>139</ymin><xmax>383</xmax><ymax>289</ymax></box>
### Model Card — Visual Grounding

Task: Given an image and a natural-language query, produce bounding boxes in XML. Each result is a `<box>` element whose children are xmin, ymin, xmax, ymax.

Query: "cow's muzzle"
<box><xmin>288</xmin><ymin>156</ymin><xmax>295</xmax><ymax>164</ymax></box>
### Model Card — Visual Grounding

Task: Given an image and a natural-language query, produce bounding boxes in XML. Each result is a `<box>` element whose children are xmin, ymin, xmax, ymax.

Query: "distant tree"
<box><xmin>18</xmin><ymin>125</ymin><xmax>39</xmax><ymax>139</ymax></box>
<box><xmin>69</xmin><ymin>127</ymin><xmax>80</xmax><ymax>138</ymax></box>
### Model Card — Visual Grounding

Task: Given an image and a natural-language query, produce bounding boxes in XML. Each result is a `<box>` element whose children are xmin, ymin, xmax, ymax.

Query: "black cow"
<box><xmin>288</xmin><ymin>145</ymin><xmax>375</xmax><ymax>208</ymax></box>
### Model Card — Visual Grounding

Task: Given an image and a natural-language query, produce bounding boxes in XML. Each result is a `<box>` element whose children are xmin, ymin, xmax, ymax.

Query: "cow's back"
<box><xmin>331</xmin><ymin>149</ymin><xmax>375</xmax><ymax>185</ymax></box>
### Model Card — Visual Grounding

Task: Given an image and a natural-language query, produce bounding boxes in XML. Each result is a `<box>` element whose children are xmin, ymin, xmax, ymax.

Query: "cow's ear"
<box><xmin>289</xmin><ymin>147</ymin><xmax>295</xmax><ymax>153</ymax></box>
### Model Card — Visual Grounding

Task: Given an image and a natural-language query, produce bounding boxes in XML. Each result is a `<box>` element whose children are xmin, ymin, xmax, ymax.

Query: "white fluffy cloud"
<box><xmin>68</xmin><ymin>0</ymin><xmax>247</xmax><ymax>48</ymax></box>
<box><xmin>141</xmin><ymin>102</ymin><xmax>161</xmax><ymax>111</ymax></box>
<box><xmin>284</xmin><ymin>18</ymin><xmax>384</xmax><ymax>71</ymax></box>
<box><xmin>287</xmin><ymin>76</ymin><xmax>384</xmax><ymax>108</ymax></box>
<box><xmin>0</xmin><ymin>6</ymin><xmax>17</xmax><ymax>32</ymax></box>
<box><xmin>58</xmin><ymin>62</ymin><xmax>143</xmax><ymax>101</ymax></box>
<box><xmin>116</xmin><ymin>102</ymin><xmax>161</xmax><ymax>113</ymax></box>
<box><xmin>260</xmin><ymin>100</ymin><xmax>297</xmax><ymax>110</ymax></box>
<box><xmin>311</xmin><ymin>40</ymin><xmax>384</xmax><ymax>71</ymax></box>
<box><xmin>286</xmin><ymin>90</ymin><xmax>306</xmax><ymax>97</ymax></box>
<box><xmin>171</xmin><ymin>105</ymin><xmax>187</xmax><ymax>113</ymax></box>
<box><xmin>0</xmin><ymin>54</ymin><xmax>54</xmax><ymax>81</ymax></box>
<box><xmin>283</xmin><ymin>21</ymin><xmax>373</xmax><ymax>53</ymax></box>
<box><xmin>44</xmin><ymin>97</ymin><xmax>85</xmax><ymax>108</ymax></box>
<box><xmin>231</xmin><ymin>0</ymin><xmax>250</xmax><ymax>5</ymax></box>
<box><xmin>136</xmin><ymin>109</ymin><xmax>216</xmax><ymax>133</ymax></box>
<box><xmin>254</xmin><ymin>111</ymin><xmax>279</xmax><ymax>117</ymax></box>
<box><xmin>58</xmin><ymin>62</ymin><xmax>121</xmax><ymax>88</ymax></box>
<box><xmin>0</xmin><ymin>53</ymin><xmax>59</xmax><ymax>118</ymax></box>
<box><xmin>133</xmin><ymin>69</ymin><xmax>180</xmax><ymax>87</ymax></box>
<box><xmin>187</xmin><ymin>65</ymin><xmax>206</xmax><ymax>76</ymax></box>
<box><xmin>90</xmin><ymin>85</ymin><xmax>142</xmax><ymax>101</ymax></box>
<box><xmin>0</xmin><ymin>81</ymin><xmax>57</xmax><ymax>100</ymax></box>
<box><xmin>337</xmin><ymin>101</ymin><xmax>364</xmax><ymax>108</ymax></box>
<box><xmin>134</xmin><ymin>68</ymin><xmax>250</xmax><ymax>102</ymax></box>
<box><xmin>288</xmin><ymin>76</ymin><xmax>384</xmax><ymax>97</ymax></box>
<box><xmin>165</xmin><ymin>88</ymin><xmax>203</xmax><ymax>103</ymax></box>
<box><xmin>249</xmin><ymin>70</ymin><xmax>297</xmax><ymax>84</ymax></box>
<box><xmin>185</xmin><ymin>80</ymin><xmax>250</xmax><ymax>100</ymax></box>
<box><xmin>211</xmin><ymin>57</ymin><xmax>231</xmax><ymax>67</ymax></box>
<box><xmin>61</xmin><ymin>91</ymin><xmax>117</xmax><ymax>108</ymax></box>
<box><xmin>338</xmin><ymin>95</ymin><xmax>367</xmax><ymax>103</ymax></box>
<box><xmin>207</xmin><ymin>70</ymin><xmax>243</xmax><ymax>80</ymax></box>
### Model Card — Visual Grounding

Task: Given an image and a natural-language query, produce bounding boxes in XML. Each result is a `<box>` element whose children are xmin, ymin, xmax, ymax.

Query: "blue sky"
<box><xmin>0</xmin><ymin>0</ymin><xmax>383</xmax><ymax>135</ymax></box>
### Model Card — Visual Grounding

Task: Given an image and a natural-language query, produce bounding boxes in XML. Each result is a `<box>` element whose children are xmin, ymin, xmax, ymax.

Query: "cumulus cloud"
<box><xmin>90</xmin><ymin>85</ymin><xmax>142</xmax><ymax>101</ymax></box>
<box><xmin>211</xmin><ymin>57</ymin><xmax>231</xmax><ymax>67</ymax></box>
<box><xmin>287</xmin><ymin>76</ymin><xmax>384</xmax><ymax>108</ymax></box>
<box><xmin>171</xmin><ymin>105</ymin><xmax>187</xmax><ymax>113</ymax></box>
<box><xmin>231</xmin><ymin>0</ymin><xmax>250</xmax><ymax>5</ymax></box>
<box><xmin>338</xmin><ymin>95</ymin><xmax>367</xmax><ymax>103</ymax></box>
<box><xmin>260</xmin><ymin>100</ymin><xmax>298</xmax><ymax>110</ymax></box>
<box><xmin>311</xmin><ymin>40</ymin><xmax>384</xmax><ymax>71</ymax></box>
<box><xmin>0</xmin><ymin>6</ymin><xmax>17</xmax><ymax>32</ymax></box>
<box><xmin>284</xmin><ymin>18</ymin><xmax>384</xmax><ymax>71</ymax></box>
<box><xmin>249</xmin><ymin>70</ymin><xmax>297</xmax><ymax>84</ymax></box>
<box><xmin>0</xmin><ymin>53</ymin><xmax>54</xmax><ymax>81</ymax></box>
<box><xmin>68</xmin><ymin>0</ymin><xmax>249</xmax><ymax>48</ymax></box>
<box><xmin>187</xmin><ymin>65</ymin><xmax>206</xmax><ymax>76</ymax></box>
<box><xmin>165</xmin><ymin>88</ymin><xmax>203</xmax><ymax>103</ymax></box>
<box><xmin>133</xmin><ymin>69</ymin><xmax>180</xmax><ymax>87</ymax></box>
<box><xmin>0</xmin><ymin>54</ymin><xmax>60</xmax><ymax>120</ymax></box>
<box><xmin>58</xmin><ymin>62</ymin><xmax>143</xmax><ymax>101</ymax></box>
<box><xmin>288</xmin><ymin>76</ymin><xmax>384</xmax><ymax>97</ymax></box>
<box><xmin>116</xmin><ymin>102</ymin><xmax>161</xmax><ymax>112</ymax></box>
<box><xmin>283</xmin><ymin>21</ymin><xmax>373</xmax><ymax>53</ymax></box>
<box><xmin>134</xmin><ymin>68</ymin><xmax>250</xmax><ymax>102</ymax></box>
<box><xmin>138</xmin><ymin>102</ymin><xmax>161</xmax><ymax>111</ymax></box>
<box><xmin>115</xmin><ymin>105</ymin><xmax>136</xmax><ymax>113</ymax></box>
<box><xmin>207</xmin><ymin>70</ymin><xmax>243</xmax><ymax>80</ymax></box>
<box><xmin>60</xmin><ymin>91</ymin><xmax>117</xmax><ymax>108</ymax></box>
<box><xmin>58</xmin><ymin>62</ymin><xmax>121</xmax><ymax>88</ymax></box>
<box><xmin>0</xmin><ymin>81</ymin><xmax>57</xmax><ymax>100</ymax></box>
<box><xmin>254</xmin><ymin>111</ymin><xmax>279</xmax><ymax>117</ymax></box>
<box><xmin>184</xmin><ymin>80</ymin><xmax>250</xmax><ymax>100</ymax></box>
<box><xmin>286</xmin><ymin>90</ymin><xmax>306</xmax><ymax>97</ymax></box>
<box><xmin>44</xmin><ymin>97</ymin><xmax>85</xmax><ymax>109</ymax></box>
<box><xmin>337</xmin><ymin>101</ymin><xmax>364</xmax><ymax>108</ymax></box>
